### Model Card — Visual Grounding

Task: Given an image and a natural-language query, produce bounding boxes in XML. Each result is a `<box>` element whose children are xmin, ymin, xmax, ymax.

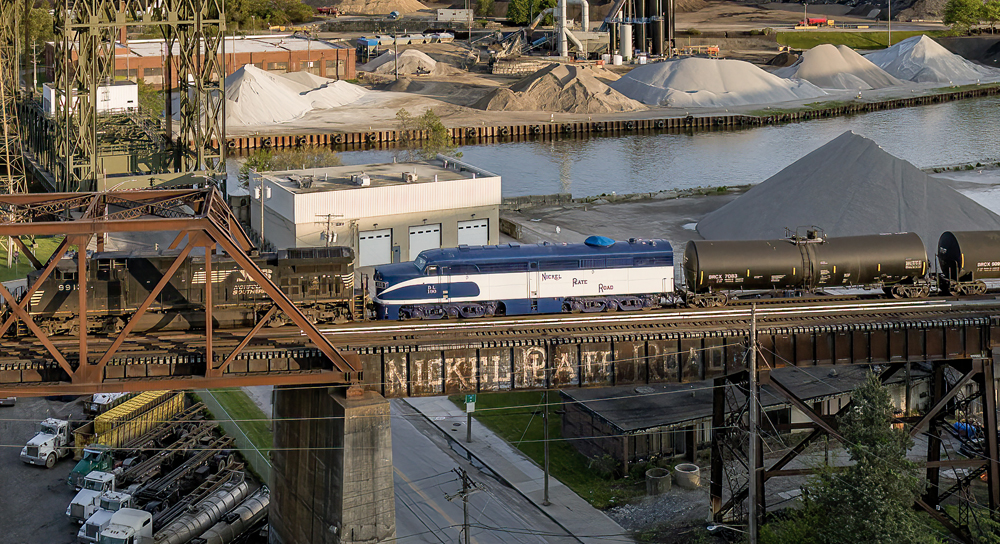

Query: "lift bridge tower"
<box><xmin>0</xmin><ymin>0</ymin><xmax>27</xmax><ymax>266</ymax></box>
<box><xmin>50</xmin><ymin>0</ymin><xmax>226</xmax><ymax>191</ymax></box>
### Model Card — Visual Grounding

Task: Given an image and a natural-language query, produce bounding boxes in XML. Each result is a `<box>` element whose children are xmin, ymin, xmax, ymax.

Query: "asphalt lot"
<box><xmin>0</xmin><ymin>396</ymin><xmax>88</xmax><ymax>544</ymax></box>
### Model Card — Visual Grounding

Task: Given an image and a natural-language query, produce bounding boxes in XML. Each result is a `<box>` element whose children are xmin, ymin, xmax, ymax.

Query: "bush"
<box><xmin>588</xmin><ymin>454</ymin><xmax>619</xmax><ymax>479</ymax></box>
<box><xmin>628</xmin><ymin>461</ymin><xmax>651</xmax><ymax>480</ymax></box>
<box><xmin>686</xmin><ymin>28</ymin><xmax>701</xmax><ymax>35</ymax></box>
<box><xmin>749</xmin><ymin>29</ymin><xmax>761</xmax><ymax>36</ymax></box>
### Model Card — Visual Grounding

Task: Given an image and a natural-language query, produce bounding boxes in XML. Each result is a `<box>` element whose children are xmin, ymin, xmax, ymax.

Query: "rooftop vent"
<box><xmin>351</xmin><ymin>172</ymin><xmax>371</xmax><ymax>187</ymax></box>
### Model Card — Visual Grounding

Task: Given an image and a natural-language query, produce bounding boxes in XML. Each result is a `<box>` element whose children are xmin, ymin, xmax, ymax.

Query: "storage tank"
<box><xmin>190</xmin><ymin>487</ymin><xmax>269</xmax><ymax>544</ymax></box>
<box><xmin>650</xmin><ymin>17</ymin><xmax>665</xmax><ymax>55</ymax></box>
<box><xmin>684</xmin><ymin>233</ymin><xmax>927</xmax><ymax>293</ymax></box>
<box><xmin>620</xmin><ymin>24</ymin><xmax>633</xmax><ymax>60</ymax></box>
<box><xmin>153</xmin><ymin>474</ymin><xmax>250</xmax><ymax>544</ymax></box>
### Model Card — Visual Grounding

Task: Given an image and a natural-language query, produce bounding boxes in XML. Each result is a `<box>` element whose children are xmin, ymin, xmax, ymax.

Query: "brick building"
<box><xmin>45</xmin><ymin>34</ymin><xmax>355</xmax><ymax>89</ymax></box>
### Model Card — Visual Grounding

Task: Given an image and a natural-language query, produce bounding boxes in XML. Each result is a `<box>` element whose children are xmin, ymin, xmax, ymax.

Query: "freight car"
<box><xmin>372</xmin><ymin>236</ymin><xmax>675</xmax><ymax>320</ymax></box>
<box><xmin>682</xmin><ymin>231</ymin><xmax>931</xmax><ymax>307</ymax></box>
<box><xmin>937</xmin><ymin>230</ymin><xmax>1000</xmax><ymax>295</ymax></box>
<box><xmin>10</xmin><ymin>247</ymin><xmax>355</xmax><ymax>336</ymax></box>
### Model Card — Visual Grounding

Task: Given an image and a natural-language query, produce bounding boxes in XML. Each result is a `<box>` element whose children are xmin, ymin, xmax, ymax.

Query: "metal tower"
<box><xmin>0</xmin><ymin>0</ymin><xmax>27</xmax><ymax>266</ymax></box>
<box><xmin>53</xmin><ymin>0</ymin><xmax>226</xmax><ymax>192</ymax></box>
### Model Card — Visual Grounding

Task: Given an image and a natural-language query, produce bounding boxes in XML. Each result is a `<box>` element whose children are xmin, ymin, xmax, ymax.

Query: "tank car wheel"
<box><xmin>45</xmin><ymin>453</ymin><xmax>56</xmax><ymax>469</ymax></box>
<box><xmin>973</xmin><ymin>281</ymin><xmax>988</xmax><ymax>295</ymax></box>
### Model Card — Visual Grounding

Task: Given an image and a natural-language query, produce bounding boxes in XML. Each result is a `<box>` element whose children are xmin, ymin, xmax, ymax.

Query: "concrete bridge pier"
<box><xmin>270</xmin><ymin>386</ymin><xmax>396</xmax><ymax>544</ymax></box>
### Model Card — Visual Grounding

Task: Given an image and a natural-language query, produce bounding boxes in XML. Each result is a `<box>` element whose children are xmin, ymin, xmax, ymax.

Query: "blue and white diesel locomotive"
<box><xmin>371</xmin><ymin>236</ymin><xmax>674</xmax><ymax>320</ymax></box>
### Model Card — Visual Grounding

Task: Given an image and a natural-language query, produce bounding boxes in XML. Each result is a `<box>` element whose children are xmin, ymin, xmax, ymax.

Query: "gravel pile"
<box><xmin>864</xmin><ymin>35</ymin><xmax>1000</xmax><ymax>83</ymax></box>
<box><xmin>331</xmin><ymin>0</ymin><xmax>427</xmax><ymax>14</ymax></box>
<box><xmin>225</xmin><ymin>65</ymin><xmax>367</xmax><ymax>126</ymax></box>
<box><xmin>608</xmin><ymin>488</ymin><xmax>705</xmax><ymax>531</ymax></box>
<box><xmin>774</xmin><ymin>44</ymin><xmax>903</xmax><ymax>89</ymax></box>
<box><xmin>361</xmin><ymin>49</ymin><xmax>458</xmax><ymax>76</ymax></box>
<box><xmin>697</xmin><ymin>131</ymin><xmax>1000</xmax><ymax>252</ymax></box>
<box><xmin>474</xmin><ymin>64</ymin><xmax>645</xmax><ymax>113</ymax></box>
<box><xmin>610</xmin><ymin>57</ymin><xmax>827</xmax><ymax>108</ymax></box>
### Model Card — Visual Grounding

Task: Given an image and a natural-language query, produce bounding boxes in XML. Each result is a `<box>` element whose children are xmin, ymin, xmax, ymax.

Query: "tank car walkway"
<box><xmin>405</xmin><ymin>396</ymin><xmax>633</xmax><ymax>544</ymax></box>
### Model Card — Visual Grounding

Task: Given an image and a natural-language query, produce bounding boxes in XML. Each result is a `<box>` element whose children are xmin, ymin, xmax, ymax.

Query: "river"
<box><xmin>338</xmin><ymin>95</ymin><xmax>1000</xmax><ymax>198</ymax></box>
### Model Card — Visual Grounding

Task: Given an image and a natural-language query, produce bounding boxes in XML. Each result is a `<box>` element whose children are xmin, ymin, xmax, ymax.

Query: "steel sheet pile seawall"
<box><xmin>684</xmin><ymin>233</ymin><xmax>927</xmax><ymax>292</ymax></box>
<box><xmin>938</xmin><ymin>231</ymin><xmax>1000</xmax><ymax>281</ymax></box>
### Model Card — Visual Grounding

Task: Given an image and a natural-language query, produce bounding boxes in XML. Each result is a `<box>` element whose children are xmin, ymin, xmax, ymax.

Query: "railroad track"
<box><xmin>2</xmin><ymin>297</ymin><xmax>1000</xmax><ymax>360</ymax></box>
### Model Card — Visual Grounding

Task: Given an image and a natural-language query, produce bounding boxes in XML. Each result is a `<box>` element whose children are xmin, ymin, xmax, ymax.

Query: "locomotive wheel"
<box><xmin>445</xmin><ymin>306</ymin><xmax>460</xmax><ymax>319</ymax></box>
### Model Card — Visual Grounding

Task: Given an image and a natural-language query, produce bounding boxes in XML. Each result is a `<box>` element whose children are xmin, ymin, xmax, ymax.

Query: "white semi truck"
<box><xmin>78</xmin><ymin>491</ymin><xmax>135</xmax><ymax>544</ymax></box>
<box><xmin>20</xmin><ymin>418</ymin><xmax>76</xmax><ymax>468</ymax></box>
<box><xmin>99</xmin><ymin>508</ymin><xmax>153</xmax><ymax>544</ymax></box>
<box><xmin>67</xmin><ymin>471</ymin><xmax>117</xmax><ymax>523</ymax></box>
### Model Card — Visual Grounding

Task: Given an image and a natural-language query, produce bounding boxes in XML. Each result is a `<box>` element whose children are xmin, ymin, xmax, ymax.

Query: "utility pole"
<box><xmin>887</xmin><ymin>0</ymin><xmax>891</xmax><ymax>46</ymax></box>
<box><xmin>316</xmin><ymin>213</ymin><xmax>343</xmax><ymax>247</ymax></box>
<box><xmin>543</xmin><ymin>390</ymin><xmax>551</xmax><ymax>506</ymax></box>
<box><xmin>449</xmin><ymin>468</ymin><xmax>476</xmax><ymax>544</ymax></box>
<box><xmin>748</xmin><ymin>303</ymin><xmax>759</xmax><ymax>544</ymax></box>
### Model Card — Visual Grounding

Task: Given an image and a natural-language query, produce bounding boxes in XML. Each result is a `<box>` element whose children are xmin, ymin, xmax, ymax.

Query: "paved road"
<box><xmin>391</xmin><ymin>400</ymin><xmax>578</xmax><ymax>544</ymax></box>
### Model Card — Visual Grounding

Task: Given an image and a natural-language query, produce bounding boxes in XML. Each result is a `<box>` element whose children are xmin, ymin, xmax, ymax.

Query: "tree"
<box><xmin>395</xmin><ymin>108</ymin><xmax>461</xmax><ymax>161</ymax></box>
<box><xmin>24</xmin><ymin>6</ymin><xmax>54</xmax><ymax>50</ymax></box>
<box><xmin>476</xmin><ymin>0</ymin><xmax>495</xmax><ymax>18</ymax></box>
<box><xmin>944</xmin><ymin>0</ymin><xmax>983</xmax><ymax>31</ymax></box>
<box><xmin>237</xmin><ymin>148</ymin><xmax>342</xmax><ymax>186</ymax></box>
<box><xmin>982</xmin><ymin>0</ymin><xmax>1000</xmax><ymax>33</ymax></box>
<box><xmin>766</xmin><ymin>371</ymin><xmax>938</xmax><ymax>544</ymax></box>
<box><xmin>506</xmin><ymin>0</ymin><xmax>556</xmax><ymax>26</ymax></box>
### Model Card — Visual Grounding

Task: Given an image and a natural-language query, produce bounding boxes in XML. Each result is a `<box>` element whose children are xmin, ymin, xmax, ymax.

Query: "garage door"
<box><xmin>457</xmin><ymin>219</ymin><xmax>489</xmax><ymax>246</ymax></box>
<box><xmin>358</xmin><ymin>229</ymin><xmax>392</xmax><ymax>267</ymax></box>
<box><xmin>408</xmin><ymin>224</ymin><xmax>441</xmax><ymax>260</ymax></box>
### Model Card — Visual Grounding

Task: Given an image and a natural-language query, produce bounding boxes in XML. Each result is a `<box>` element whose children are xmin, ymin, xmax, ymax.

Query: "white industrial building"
<box><xmin>41</xmin><ymin>82</ymin><xmax>139</xmax><ymax>117</ymax></box>
<box><xmin>248</xmin><ymin>157</ymin><xmax>501</xmax><ymax>266</ymax></box>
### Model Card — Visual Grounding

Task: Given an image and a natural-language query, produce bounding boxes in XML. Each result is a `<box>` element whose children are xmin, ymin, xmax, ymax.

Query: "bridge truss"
<box><xmin>711</xmin><ymin>351</ymin><xmax>999</xmax><ymax>544</ymax></box>
<box><xmin>0</xmin><ymin>188</ymin><xmax>360</xmax><ymax>394</ymax></box>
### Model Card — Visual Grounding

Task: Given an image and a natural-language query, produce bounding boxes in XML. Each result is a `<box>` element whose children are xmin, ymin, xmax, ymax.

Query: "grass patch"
<box><xmin>745</xmin><ymin>99</ymin><xmax>862</xmax><ymax>117</ymax></box>
<box><xmin>776</xmin><ymin>30</ymin><xmax>947</xmax><ymax>50</ymax></box>
<box><xmin>452</xmin><ymin>392</ymin><xmax>645</xmax><ymax>509</ymax></box>
<box><xmin>0</xmin><ymin>236</ymin><xmax>66</xmax><ymax>283</ymax></box>
<box><xmin>208</xmin><ymin>389</ymin><xmax>273</xmax><ymax>453</ymax></box>
<box><xmin>931</xmin><ymin>81</ymin><xmax>1000</xmax><ymax>93</ymax></box>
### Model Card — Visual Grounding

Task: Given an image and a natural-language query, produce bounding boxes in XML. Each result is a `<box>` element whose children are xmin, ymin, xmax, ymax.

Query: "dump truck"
<box><xmin>72</xmin><ymin>390</ymin><xmax>184</xmax><ymax>460</ymax></box>
<box><xmin>99</xmin><ymin>508</ymin><xmax>153</xmax><ymax>544</ymax></box>
<box><xmin>21</xmin><ymin>418</ymin><xmax>80</xmax><ymax>468</ymax></box>
<box><xmin>78</xmin><ymin>491</ymin><xmax>135</xmax><ymax>544</ymax></box>
<box><xmin>68</xmin><ymin>471</ymin><xmax>117</xmax><ymax>523</ymax></box>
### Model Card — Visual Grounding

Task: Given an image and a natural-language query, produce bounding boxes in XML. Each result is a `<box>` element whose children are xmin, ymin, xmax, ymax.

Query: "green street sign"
<box><xmin>465</xmin><ymin>394</ymin><xmax>477</xmax><ymax>404</ymax></box>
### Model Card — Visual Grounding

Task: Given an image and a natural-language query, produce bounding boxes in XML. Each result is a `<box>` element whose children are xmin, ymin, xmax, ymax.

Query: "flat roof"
<box><xmin>115</xmin><ymin>35</ymin><xmax>348</xmax><ymax>58</ymax></box>
<box><xmin>264</xmin><ymin>160</ymin><xmax>493</xmax><ymax>194</ymax></box>
<box><xmin>561</xmin><ymin>364</ymin><xmax>930</xmax><ymax>433</ymax></box>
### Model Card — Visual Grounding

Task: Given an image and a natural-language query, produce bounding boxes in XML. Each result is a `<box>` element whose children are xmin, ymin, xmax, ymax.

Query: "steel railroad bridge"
<box><xmin>2</xmin><ymin>190</ymin><xmax>999</xmax><ymax>543</ymax></box>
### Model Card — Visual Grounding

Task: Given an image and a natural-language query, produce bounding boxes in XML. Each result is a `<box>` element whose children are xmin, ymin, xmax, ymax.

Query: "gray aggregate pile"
<box><xmin>696</xmin><ymin>131</ymin><xmax>1000</xmax><ymax>252</ymax></box>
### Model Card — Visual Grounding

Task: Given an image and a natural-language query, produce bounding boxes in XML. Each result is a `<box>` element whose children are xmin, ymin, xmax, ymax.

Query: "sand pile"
<box><xmin>474</xmin><ymin>64</ymin><xmax>645</xmax><ymax>114</ymax></box>
<box><xmin>225</xmin><ymin>65</ymin><xmax>367</xmax><ymax>127</ymax></box>
<box><xmin>329</xmin><ymin>0</ymin><xmax>427</xmax><ymax>14</ymax></box>
<box><xmin>361</xmin><ymin>49</ymin><xmax>458</xmax><ymax>76</ymax></box>
<box><xmin>864</xmin><ymin>35</ymin><xmax>1000</xmax><ymax>83</ymax></box>
<box><xmin>697</xmin><ymin>131</ymin><xmax>1000</xmax><ymax>252</ymax></box>
<box><xmin>609</xmin><ymin>57</ymin><xmax>827</xmax><ymax>108</ymax></box>
<box><xmin>774</xmin><ymin>44</ymin><xmax>903</xmax><ymax>89</ymax></box>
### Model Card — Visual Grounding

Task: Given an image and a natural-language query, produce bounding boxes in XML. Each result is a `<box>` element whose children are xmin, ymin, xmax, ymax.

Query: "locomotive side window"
<box><xmin>424</xmin><ymin>266</ymin><xmax>438</xmax><ymax>275</ymax></box>
<box><xmin>539</xmin><ymin>260</ymin><xmax>580</xmax><ymax>271</ymax></box>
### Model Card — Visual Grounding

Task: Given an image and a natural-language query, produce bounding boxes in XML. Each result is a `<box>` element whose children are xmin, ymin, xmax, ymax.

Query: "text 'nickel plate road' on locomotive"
<box><xmin>9</xmin><ymin>247</ymin><xmax>355</xmax><ymax>336</ymax></box>
<box><xmin>371</xmin><ymin>236</ymin><xmax>676</xmax><ymax>320</ymax></box>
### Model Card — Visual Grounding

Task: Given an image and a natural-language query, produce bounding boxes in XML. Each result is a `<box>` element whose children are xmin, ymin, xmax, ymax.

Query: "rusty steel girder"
<box><xmin>0</xmin><ymin>188</ymin><xmax>360</xmax><ymax>396</ymax></box>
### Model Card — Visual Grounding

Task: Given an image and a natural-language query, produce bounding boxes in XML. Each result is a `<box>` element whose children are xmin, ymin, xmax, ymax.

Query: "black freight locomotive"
<box><xmin>12</xmin><ymin>247</ymin><xmax>355</xmax><ymax>336</ymax></box>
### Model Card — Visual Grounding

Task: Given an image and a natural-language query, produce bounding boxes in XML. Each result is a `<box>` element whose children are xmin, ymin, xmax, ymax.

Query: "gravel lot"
<box><xmin>0</xmin><ymin>396</ymin><xmax>89</xmax><ymax>544</ymax></box>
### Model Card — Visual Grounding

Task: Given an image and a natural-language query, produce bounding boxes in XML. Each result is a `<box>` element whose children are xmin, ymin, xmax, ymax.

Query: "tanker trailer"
<box><xmin>937</xmin><ymin>230</ymin><xmax>1000</xmax><ymax>295</ymax></box>
<box><xmin>683</xmin><ymin>232</ymin><xmax>928</xmax><ymax>306</ymax></box>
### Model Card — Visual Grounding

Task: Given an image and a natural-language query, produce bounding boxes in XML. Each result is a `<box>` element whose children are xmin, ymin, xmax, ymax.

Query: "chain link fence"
<box><xmin>198</xmin><ymin>390</ymin><xmax>271</xmax><ymax>484</ymax></box>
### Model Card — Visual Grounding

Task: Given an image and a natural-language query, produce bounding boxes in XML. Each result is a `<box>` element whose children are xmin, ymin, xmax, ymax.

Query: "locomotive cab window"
<box><xmin>424</xmin><ymin>265</ymin><xmax>438</xmax><ymax>276</ymax></box>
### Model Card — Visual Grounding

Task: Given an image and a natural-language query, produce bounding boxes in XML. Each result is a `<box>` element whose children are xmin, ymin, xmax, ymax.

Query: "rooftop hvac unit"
<box><xmin>352</xmin><ymin>173</ymin><xmax>371</xmax><ymax>187</ymax></box>
<box><xmin>402</xmin><ymin>171</ymin><xmax>418</xmax><ymax>183</ymax></box>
